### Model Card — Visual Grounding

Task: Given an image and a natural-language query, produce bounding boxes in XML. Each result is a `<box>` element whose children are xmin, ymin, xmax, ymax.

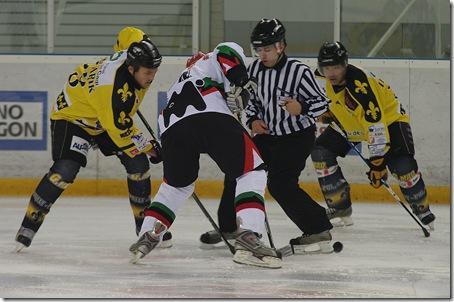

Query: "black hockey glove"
<box><xmin>366</xmin><ymin>156</ymin><xmax>388</xmax><ymax>188</ymax></box>
<box><xmin>148</xmin><ymin>139</ymin><xmax>163</xmax><ymax>164</ymax></box>
<box><xmin>226</xmin><ymin>78</ymin><xmax>257</xmax><ymax>114</ymax></box>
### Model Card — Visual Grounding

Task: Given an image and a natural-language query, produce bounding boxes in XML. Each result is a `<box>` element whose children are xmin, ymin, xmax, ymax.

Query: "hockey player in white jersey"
<box><xmin>129</xmin><ymin>42</ymin><xmax>282</xmax><ymax>268</ymax></box>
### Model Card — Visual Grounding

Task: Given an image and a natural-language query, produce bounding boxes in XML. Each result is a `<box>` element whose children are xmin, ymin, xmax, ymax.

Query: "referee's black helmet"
<box><xmin>250</xmin><ymin>18</ymin><xmax>286</xmax><ymax>48</ymax></box>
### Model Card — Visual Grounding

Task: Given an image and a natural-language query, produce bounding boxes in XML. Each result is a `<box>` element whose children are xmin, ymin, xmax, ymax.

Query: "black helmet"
<box><xmin>317</xmin><ymin>41</ymin><xmax>348</xmax><ymax>71</ymax></box>
<box><xmin>250</xmin><ymin>18</ymin><xmax>286</xmax><ymax>48</ymax></box>
<box><xmin>126</xmin><ymin>38</ymin><xmax>162</xmax><ymax>69</ymax></box>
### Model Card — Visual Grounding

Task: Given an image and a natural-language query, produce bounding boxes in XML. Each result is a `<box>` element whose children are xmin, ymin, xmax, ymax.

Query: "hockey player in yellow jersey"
<box><xmin>312</xmin><ymin>41</ymin><xmax>435</xmax><ymax>229</ymax></box>
<box><xmin>112</xmin><ymin>25</ymin><xmax>173</xmax><ymax>246</ymax></box>
<box><xmin>15</xmin><ymin>38</ymin><xmax>163</xmax><ymax>251</ymax></box>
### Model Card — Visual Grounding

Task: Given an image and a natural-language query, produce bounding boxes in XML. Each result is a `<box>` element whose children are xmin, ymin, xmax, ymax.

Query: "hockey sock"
<box><xmin>142</xmin><ymin>182</ymin><xmax>194</xmax><ymax>236</ymax></box>
<box><xmin>314</xmin><ymin>164</ymin><xmax>351</xmax><ymax>209</ymax></box>
<box><xmin>395</xmin><ymin>170</ymin><xmax>429</xmax><ymax>214</ymax></box>
<box><xmin>17</xmin><ymin>173</ymin><xmax>67</xmax><ymax>243</ymax></box>
<box><xmin>234</xmin><ymin>170</ymin><xmax>266</xmax><ymax>235</ymax></box>
<box><xmin>127</xmin><ymin>171</ymin><xmax>152</xmax><ymax>235</ymax></box>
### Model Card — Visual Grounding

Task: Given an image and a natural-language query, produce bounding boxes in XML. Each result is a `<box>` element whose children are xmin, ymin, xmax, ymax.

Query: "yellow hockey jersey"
<box><xmin>50</xmin><ymin>51</ymin><xmax>152</xmax><ymax>157</ymax></box>
<box><xmin>315</xmin><ymin>64</ymin><xmax>409</xmax><ymax>157</ymax></box>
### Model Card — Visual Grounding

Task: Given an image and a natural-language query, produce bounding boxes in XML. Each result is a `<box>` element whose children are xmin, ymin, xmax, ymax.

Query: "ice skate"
<box><xmin>233</xmin><ymin>229</ymin><xmax>282</xmax><ymax>269</ymax></box>
<box><xmin>157</xmin><ymin>231</ymin><xmax>173</xmax><ymax>248</ymax></box>
<box><xmin>199</xmin><ymin>229</ymin><xmax>237</xmax><ymax>249</ymax></box>
<box><xmin>326</xmin><ymin>206</ymin><xmax>353</xmax><ymax>227</ymax></box>
<box><xmin>14</xmin><ymin>226</ymin><xmax>35</xmax><ymax>253</ymax></box>
<box><xmin>129</xmin><ymin>220</ymin><xmax>167</xmax><ymax>263</ymax></box>
<box><xmin>289</xmin><ymin>230</ymin><xmax>333</xmax><ymax>254</ymax></box>
<box><xmin>416</xmin><ymin>208</ymin><xmax>436</xmax><ymax>231</ymax></box>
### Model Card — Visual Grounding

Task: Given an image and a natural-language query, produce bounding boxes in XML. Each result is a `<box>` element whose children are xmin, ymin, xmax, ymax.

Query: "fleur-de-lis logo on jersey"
<box><xmin>366</xmin><ymin>102</ymin><xmax>380</xmax><ymax>121</ymax></box>
<box><xmin>56</xmin><ymin>94</ymin><xmax>65</xmax><ymax>109</ymax></box>
<box><xmin>118</xmin><ymin>111</ymin><xmax>131</xmax><ymax>125</ymax></box>
<box><xmin>117</xmin><ymin>83</ymin><xmax>132</xmax><ymax>102</ymax></box>
<box><xmin>55</xmin><ymin>92</ymin><xmax>68</xmax><ymax>110</ymax></box>
<box><xmin>354</xmin><ymin>80</ymin><xmax>368</xmax><ymax>94</ymax></box>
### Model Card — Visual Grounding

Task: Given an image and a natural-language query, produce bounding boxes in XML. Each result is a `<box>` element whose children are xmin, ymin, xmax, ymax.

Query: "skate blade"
<box><xmin>130</xmin><ymin>251</ymin><xmax>144</xmax><ymax>264</ymax></box>
<box><xmin>233</xmin><ymin>250</ymin><xmax>282</xmax><ymax>269</ymax></box>
<box><xmin>292</xmin><ymin>241</ymin><xmax>333</xmax><ymax>254</ymax></box>
<box><xmin>14</xmin><ymin>242</ymin><xmax>26</xmax><ymax>253</ymax></box>
<box><xmin>331</xmin><ymin>216</ymin><xmax>354</xmax><ymax>227</ymax></box>
<box><xmin>427</xmin><ymin>222</ymin><xmax>434</xmax><ymax>231</ymax></box>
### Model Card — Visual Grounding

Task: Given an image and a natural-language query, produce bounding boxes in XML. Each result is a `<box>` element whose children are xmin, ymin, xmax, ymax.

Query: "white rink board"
<box><xmin>0</xmin><ymin>197</ymin><xmax>450</xmax><ymax>298</ymax></box>
<box><xmin>0</xmin><ymin>56</ymin><xmax>449</xmax><ymax>185</ymax></box>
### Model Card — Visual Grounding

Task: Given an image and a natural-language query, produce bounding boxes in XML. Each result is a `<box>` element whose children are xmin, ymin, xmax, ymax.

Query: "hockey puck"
<box><xmin>333</xmin><ymin>241</ymin><xmax>343</xmax><ymax>253</ymax></box>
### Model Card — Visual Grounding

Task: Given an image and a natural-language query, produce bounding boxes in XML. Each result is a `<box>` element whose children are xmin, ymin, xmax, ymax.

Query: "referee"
<box><xmin>200</xmin><ymin>18</ymin><xmax>334</xmax><ymax>253</ymax></box>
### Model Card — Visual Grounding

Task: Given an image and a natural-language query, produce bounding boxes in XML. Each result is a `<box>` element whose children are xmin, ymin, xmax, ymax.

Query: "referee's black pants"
<box><xmin>217</xmin><ymin>125</ymin><xmax>332</xmax><ymax>235</ymax></box>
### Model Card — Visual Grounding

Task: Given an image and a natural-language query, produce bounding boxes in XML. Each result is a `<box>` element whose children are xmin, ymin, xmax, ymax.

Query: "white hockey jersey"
<box><xmin>158</xmin><ymin>42</ymin><xmax>247</xmax><ymax>135</ymax></box>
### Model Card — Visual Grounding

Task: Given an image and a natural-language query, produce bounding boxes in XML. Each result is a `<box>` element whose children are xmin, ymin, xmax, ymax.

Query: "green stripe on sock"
<box><xmin>235</xmin><ymin>191</ymin><xmax>264</xmax><ymax>205</ymax></box>
<box><xmin>148</xmin><ymin>201</ymin><xmax>176</xmax><ymax>221</ymax></box>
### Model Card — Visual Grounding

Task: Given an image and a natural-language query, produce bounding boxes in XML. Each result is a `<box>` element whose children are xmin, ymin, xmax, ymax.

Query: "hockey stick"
<box><xmin>136</xmin><ymin>110</ymin><xmax>236</xmax><ymax>254</ymax></box>
<box><xmin>328</xmin><ymin>120</ymin><xmax>430</xmax><ymax>237</ymax></box>
<box><xmin>235</xmin><ymin>111</ymin><xmax>275</xmax><ymax>249</ymax></box>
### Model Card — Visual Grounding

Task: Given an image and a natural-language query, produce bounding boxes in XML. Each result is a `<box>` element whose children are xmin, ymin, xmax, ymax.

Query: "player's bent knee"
<box><xmin>47</xmin><ymin>159</ymin><xmax>81</xmax><ymax>189</ymax></box>
<box><xmin>127</xmin><ymin>169</ymin><xmax>151</xmax><ymax>182</ymax></box>
<box><xmin>122</xmin><ymin>153</ymin><xmax>150</xmax><ymax>174</ymax></box>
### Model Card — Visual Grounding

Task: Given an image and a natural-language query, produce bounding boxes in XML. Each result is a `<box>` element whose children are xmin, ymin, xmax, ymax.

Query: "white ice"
<box><xmin>0</xmin><ymin>197</ymin><xmax>450</xmax><ymax>298</ymax></box>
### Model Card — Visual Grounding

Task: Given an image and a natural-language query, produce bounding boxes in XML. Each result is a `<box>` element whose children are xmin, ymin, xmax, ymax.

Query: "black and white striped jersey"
<box><xmin>245</xmin><ymin>54</ymin><xmax>329</xmax><ymax>136</ymax></box>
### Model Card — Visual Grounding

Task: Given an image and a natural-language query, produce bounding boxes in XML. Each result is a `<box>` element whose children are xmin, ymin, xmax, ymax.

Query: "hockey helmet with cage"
<box><xmin>126</xmin><ymin>39</ymin><xmax>162</xmax><ymax>69</ymax></box>
<box><xmin>317</xmin><ymin>41</ymin><xmax>348</xmax><ymax>71</ymax></box>
<box><xmin>250</xmin><ymin>18</ymin><xmax>286</xmax><ymax>48</ymax></box>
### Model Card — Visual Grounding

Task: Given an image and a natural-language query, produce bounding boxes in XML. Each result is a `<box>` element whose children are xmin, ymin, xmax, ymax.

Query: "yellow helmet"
<box><xmin>114</xmin><ymin>26</ymin><xmax>146</xmax><ymax>52</ymax></box>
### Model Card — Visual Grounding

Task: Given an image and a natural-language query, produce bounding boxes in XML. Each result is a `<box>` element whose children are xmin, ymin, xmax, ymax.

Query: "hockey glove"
<box><xmin>148</xmin><ymin>139</ymin><xmax>162</xmax><ymax>164</ymax></box>
<box><xmin>366</xmin><ymin>156</ymin><xmax>388</xmax><ymax>188</ymax></box>
<box><xmin>226</xmin><ymin>79</ymin><xmax>258</xmax><ymax>114</ymax></box>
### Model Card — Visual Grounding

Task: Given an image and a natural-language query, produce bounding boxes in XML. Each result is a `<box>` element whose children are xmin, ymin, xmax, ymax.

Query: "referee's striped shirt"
<box><xmin>245</xmin><ymin>54</ymin><xmax>329</xmax><ymax>136</ymax></box>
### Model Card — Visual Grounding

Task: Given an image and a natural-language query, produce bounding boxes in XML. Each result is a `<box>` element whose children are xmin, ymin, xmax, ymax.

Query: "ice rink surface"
<box><xmin>0</xmin><ymin>197</ymin><xmax>450</xmax><ymax>298</ymax></box>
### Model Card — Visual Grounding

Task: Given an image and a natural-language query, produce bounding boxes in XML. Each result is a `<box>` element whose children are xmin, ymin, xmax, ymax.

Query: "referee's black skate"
<box><xmin>158</xmin><ymin>231</ymin><xmax>173</xmax><ymax>248</ymax></box>
<box><xmin>326</xmin><ymin>206</ymin><xmax>353</xmax><ymax>227</ymax></box>
<box><xmin>290</xmin><ymin>230</ymin><xmax>333</xmax><ymax>254</ymax></box>
<box><xmin>129</xmin><ymin>220</ymin><xmax>167</xmax><ymax>263</ymax></box>
<box><xmin>233</xmin><ymin>229</ymin><xmax>282</xmax><ymax>269</ymax></box>
<box><xmin>199</xmin><ymin>230</ymin><xmax>237</xmax><ymax>249</ymax></box>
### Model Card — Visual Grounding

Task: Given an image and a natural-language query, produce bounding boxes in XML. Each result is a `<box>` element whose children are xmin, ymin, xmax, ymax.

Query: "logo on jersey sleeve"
<box><xmin>117</xmin><ymin>83</ymin><xmax>133</xmax><ymax>102</ymax></box>
<box><xmin>117</xmin><ymin>111</ymin><xmax>132</xmax><ymax>127</ymax></box>
<box><xmin>366</xmin><ymin>102</ymin><xmax>380</xmax><ymax>121</ymax></box>
<box><xmin>55</xmin><ymin>91</ymin><xmax>69</xmax><ymax>110</ymax></box>
<box><xmin>354</xmin><ymin>80</ymin><xmax>368</xmax><ymax>94</ymax></box>
<box><xmin>163</xmin><ymin>81</ymin><xmax>206</xmax><ymax>127</ymax></box>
